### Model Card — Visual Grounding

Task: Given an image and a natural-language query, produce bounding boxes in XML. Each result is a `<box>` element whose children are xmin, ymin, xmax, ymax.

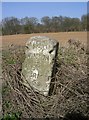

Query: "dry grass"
<box><xmin>2</xmin><ymin>40</ymin><xmax>89</xmax><ymax>119</ymax></box>
<box><xmin>1</xmin><ymin>32</ymin><xmax>87</xmax><ymax>48</ymax></box>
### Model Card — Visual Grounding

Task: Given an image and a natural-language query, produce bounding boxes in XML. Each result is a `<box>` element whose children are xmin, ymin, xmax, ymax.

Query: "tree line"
<box><xmin>1</xmin><ymin>14</ymin><xmax>88</xmax><ymax>35</ymax></box>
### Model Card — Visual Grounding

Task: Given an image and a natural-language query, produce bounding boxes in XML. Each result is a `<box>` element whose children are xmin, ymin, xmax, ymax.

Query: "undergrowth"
<box><xmin>1</xmin><ymin>40</ymin><xmax>89</xmax><ymax>119</ymax></box>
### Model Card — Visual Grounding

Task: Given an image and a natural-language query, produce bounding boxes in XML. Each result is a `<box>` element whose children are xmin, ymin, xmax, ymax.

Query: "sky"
<box><xmin>2</xmin><ymin>2</ymin><xmax>87</xmax><ymax>21</ymax></box>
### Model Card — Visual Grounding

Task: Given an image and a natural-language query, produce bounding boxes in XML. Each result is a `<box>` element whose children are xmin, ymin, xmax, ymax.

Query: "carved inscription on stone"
<box><xmin>21</xmin><ymin>36</ymin><xmax>59</xmax><ymax>96</ymax></box>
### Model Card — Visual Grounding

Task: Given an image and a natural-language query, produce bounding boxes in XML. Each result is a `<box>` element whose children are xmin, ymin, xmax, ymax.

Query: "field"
<box><xmin>1</xmin><ymin>31</ymin><xmax>89</xmax><ymax>119</ymax></box>
<box><xmin>1</xmin><ymin>32</ymin><xmax>87</xmax><ymax>48</ymax></box>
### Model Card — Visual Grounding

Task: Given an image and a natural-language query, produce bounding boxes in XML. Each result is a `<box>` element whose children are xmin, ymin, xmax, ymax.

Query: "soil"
<box><xmin>1</xmin><ymin>32</ymin><xmax>87</xmax><ymax>48</ymax></box>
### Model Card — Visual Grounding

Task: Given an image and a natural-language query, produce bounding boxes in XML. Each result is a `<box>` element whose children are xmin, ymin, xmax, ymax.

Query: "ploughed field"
<box><xmin>1</xmin><ymin>32</ymin><xmax>87</xmax><ymax>48</ymax></box>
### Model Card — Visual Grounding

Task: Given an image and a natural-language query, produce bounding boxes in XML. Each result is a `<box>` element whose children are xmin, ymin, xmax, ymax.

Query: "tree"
<box><xmin>2</xmin><ymin>17</ymin><xmax>21</xmax><ymax>35</ymax></box>
<box><xmin>51</xmin><ymin>16</ymin><xmax>63</xmax><ymax>32</ymax></box>
<box><xmin>21</xmin><ymin>17</ymin><xmax>38</xmax><ymax>34</ymax></box>
<box><xmin>87</xmin><ymin>13</ymin><xmax>89</xmax><ymax>31</ymax></box>
<box><xmin>70</xmin><ymin>18</ymin><xmax>81</xmax><ymax>31</ymax></box>
<box><xmin>1</xmin><ymin>14</ymin><xmax>87</xmax><ymax>35</ymax></box>
<box><xmin>41</xmin><ymin>16</ymin><xmax>51</xmax><ymax>32</ymax></box>
<box><xmin>81</xmin><ymin>15</ymin><xmax>87</xmax><ymax>31</ymax></box>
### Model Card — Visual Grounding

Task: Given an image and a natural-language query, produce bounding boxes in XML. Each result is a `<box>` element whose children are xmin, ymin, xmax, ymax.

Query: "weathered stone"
<box><xmin>21</xmin><ymin>36</ymin><xmax>59</xmax><ymax>96</ymax></box>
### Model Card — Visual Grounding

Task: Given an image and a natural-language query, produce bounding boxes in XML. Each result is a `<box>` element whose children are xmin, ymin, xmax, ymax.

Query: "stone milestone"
<box><xmin>21</xmin><ymin>36</ymin><xmax>59</xmax><ymax>96</ymax></box>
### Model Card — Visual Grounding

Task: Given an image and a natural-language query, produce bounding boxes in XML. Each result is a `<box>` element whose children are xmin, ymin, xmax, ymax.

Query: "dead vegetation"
<box><xmin>2</xmin><ymin>40</ymin><xmax>89</xmax><ymax>119</ymax></box>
